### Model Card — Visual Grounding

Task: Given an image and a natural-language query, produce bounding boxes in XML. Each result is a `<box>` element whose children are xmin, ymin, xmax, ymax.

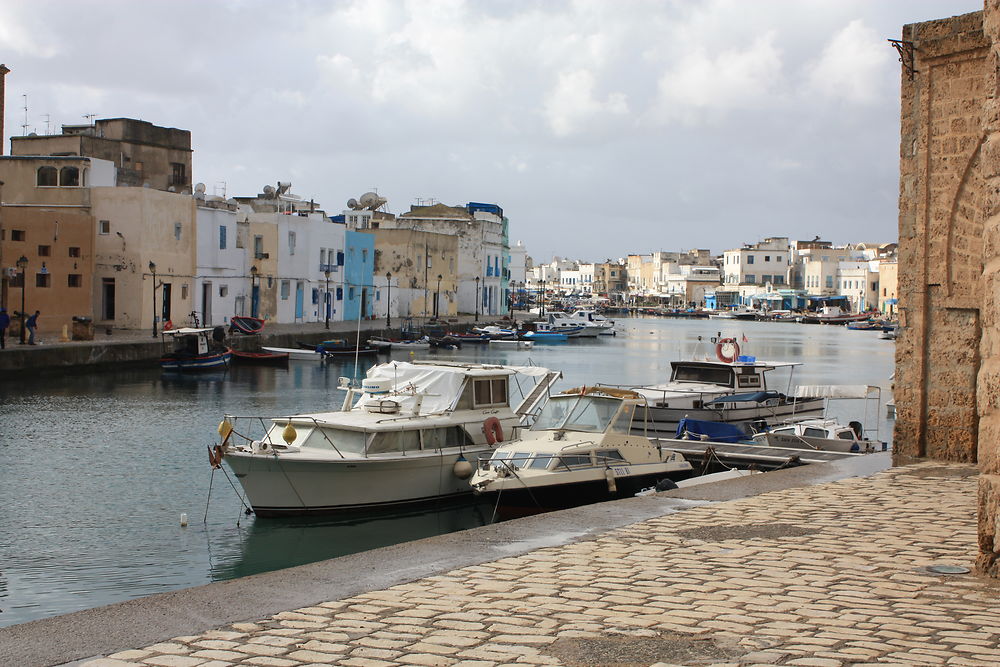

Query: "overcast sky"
<box><xmin>0</xmin><ymin>0</ymin><xmax>982</xmax><ymax>262</ymax></box>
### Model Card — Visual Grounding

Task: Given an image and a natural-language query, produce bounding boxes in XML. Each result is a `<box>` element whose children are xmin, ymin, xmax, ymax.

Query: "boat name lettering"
<box><xmin>611</xmin><ymin>466</ymin><xmax>630</xmax><ymax>475</ymax></box>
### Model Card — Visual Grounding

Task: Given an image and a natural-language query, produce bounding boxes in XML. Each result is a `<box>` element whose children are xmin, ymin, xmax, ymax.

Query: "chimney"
<box><xmin>0</xmin><ymin>64</ymin><xmax>9</xmax><ymax>155</ymax></box>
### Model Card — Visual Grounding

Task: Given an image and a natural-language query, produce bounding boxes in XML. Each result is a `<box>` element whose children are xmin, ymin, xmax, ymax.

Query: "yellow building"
<box><xmin>368</xmin><ymin>228</ymin><xmax>459</xmax><ymax>319</ymax></box>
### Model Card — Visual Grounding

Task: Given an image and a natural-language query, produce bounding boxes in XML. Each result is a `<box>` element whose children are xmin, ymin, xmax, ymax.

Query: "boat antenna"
<box><xmin>353</xmin><ymin>294</ymin><xmax>363</xmax><ymax>381</ymax></box>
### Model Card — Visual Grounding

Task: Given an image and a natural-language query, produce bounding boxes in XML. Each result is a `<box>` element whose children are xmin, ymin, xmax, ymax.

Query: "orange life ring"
<box><xmin>716</xmin><ymin>337</ymin><xmax>740</xmax><ymax>363</ymax></box>
<box><xmin>482</xmin><ymin>417</ymin><xmax>504</xmax><ymax>446</ymax></box>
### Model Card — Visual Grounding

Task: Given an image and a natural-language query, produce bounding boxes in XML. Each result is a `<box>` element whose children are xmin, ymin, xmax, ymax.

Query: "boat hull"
<box><xmin>225</xmin><ymin>447</ymin><xmax>492</xmax><ymax>516</ymax></box>
<box><xmin>160</xmin><ymin>349</ymin><xmax>232</xmax><ymax>371</ymax></box>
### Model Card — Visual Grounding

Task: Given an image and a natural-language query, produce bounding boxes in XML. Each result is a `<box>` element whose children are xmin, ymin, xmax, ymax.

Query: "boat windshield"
<box><xmin>531</xmin><ymin>395</ymin><xmax>621</xmax><ymax>433</ymax></box>
<box><xmin>671</xmin><ymin>364</ymin><xmax>733</xmax><ymax>386</ymax></box>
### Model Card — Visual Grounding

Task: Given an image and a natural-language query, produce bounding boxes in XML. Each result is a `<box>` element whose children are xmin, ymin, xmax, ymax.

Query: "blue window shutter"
<box><xmin>337</xmin><ymin>251</ymin><xmax>345</xmax><ymax>266</ymax></box>
<box><xmin>219</xmin><ymin>225</ymin><xmax>227</xmax><ymax>249</ymax></box>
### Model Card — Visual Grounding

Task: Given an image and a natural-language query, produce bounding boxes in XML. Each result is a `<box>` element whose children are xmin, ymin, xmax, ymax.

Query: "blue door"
<box><xmin>295</xmin><ymin>282</ymin><xmax>304</xmax><ymax>320</ymax></box>
<box><xmin>251</xmin><ymin>285</ymin><xmax>260</xmax><ymax>318</ymax></box>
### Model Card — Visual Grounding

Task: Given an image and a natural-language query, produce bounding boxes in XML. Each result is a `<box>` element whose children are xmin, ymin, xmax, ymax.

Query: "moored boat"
<box><xmin>262</xmin><ymin>346</ymin><xmax>324</xmax><ymax>361</ymax></box>
<box><xmin>470</xmin><ymin>386</ymin><xmax>692</xmax><ymax>510</ymax></box>
<box><xmin>217</xmin><ymin>361</ymin><xmax>562</xmax><ymax>515</ymax></box>
<box><xmin>229</xmin><ymin>316</ymin><xmax>265</xmax><ymax>335</ymax></box>
<box><xmin>160</xmin><ymin>327</ymin><xmax>232</xmax><ymax>372</ymax></box>
<box><xmin>231</xmin><ymin>349</ymin><xmax>289</xmax><ymax>366</ymax></box>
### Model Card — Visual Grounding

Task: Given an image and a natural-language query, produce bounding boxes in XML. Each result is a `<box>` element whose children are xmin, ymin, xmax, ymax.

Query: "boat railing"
<box><xmin>595</xmin><ymin>383</ymin><xmax>727</xmax><ymax>405</ymax></box>
<box><xmin>222</xmin><ymin>414</ymin><xmax>349</xmax><ymax>459</ymax></box>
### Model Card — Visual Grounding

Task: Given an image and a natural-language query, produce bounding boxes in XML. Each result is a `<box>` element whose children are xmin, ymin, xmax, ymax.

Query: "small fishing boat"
<box><xmin>299</xmin><ymin>339</ymin><xmax>380</xmax><ymax>357</ymax></box>
<box><xmin>160</xmin><ymin>327</ymin><xmax>232</xmax><ymax>371</ymax></box>
<box><xmin>566</xmin><ymin>309</ymin><xmax>616</xmax><ymax>335</ymax></box>
<box><xmin>368</xmin><ymin>336</ymin><xmax>433</xmax><ymax>350</ymax></box>
<box><xmin>470</xmin><ymin>386</ymin><xmax>692</xmax><ymax>510</ymax></box>
<box><xmin>231</xmin><ymin>349</ymin><xmax>289</xmax><ymax>366</ymax></box>
<box><xmin>446</xmin><ymin>332</ymin><xmax>490</xmax><ymax>343</ymax></box>
<box><xmin>229</xmin><ymin>316</ymin><xmax>265</xmax><ymax>335</ymax></box>
<box><xmin>521</xmin><ymin>330</ymin><xmax>567</xmax><ymax>342</ymax></box>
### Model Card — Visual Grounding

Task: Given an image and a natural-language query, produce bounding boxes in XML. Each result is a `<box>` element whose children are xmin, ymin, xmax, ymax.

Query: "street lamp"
<box><xmin>250</xmin><ymin>265</ymin><xmax>259</xmax><ymax>318</ymax></box>
<box><xmin>434</xmin><ymin>274</ymin><xmax>442</xmax><ymax>319</ymax></box>
<box><xmin>385</xmin><ymin>271</ymin><xmax>392</xmax><ymax>328</ymax></box>
<box><xmin>16</xmin><ymin>255</ymin><xmax>27</xmax><ymax>344</ymax></box>
<box><xmin>474</xmin><ymin>276</ymin><xmax>480</xmax><ymax>322</ymax></box>
<box><xmin>324</xmin><ymin>269</ymin><xmax>331</xmax><ymax>330</ymax></box>
<box><xmin>540</xmin><ymin>278</ymin><xmax>546</xmax><ymax>318</ymax></box>
<box><xmin>149</xmin><ymin>260</ymin><xmax>157</xmax><ymax>338</ymax></box>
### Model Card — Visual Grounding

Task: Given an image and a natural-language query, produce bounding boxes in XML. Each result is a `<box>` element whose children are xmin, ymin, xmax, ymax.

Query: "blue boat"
<box><xmin>160</xmin><ymin>327</ymin><xmax>232</xmax><ymax>372</ymax></box>
<box><xmin>521</xmin><ymin>330</ymin><xmax>567</xmax><ymax>342</ymax></box>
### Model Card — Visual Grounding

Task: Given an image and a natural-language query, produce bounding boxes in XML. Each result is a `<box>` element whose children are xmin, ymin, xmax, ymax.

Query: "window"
<box><xmin>219</xmin><ymin>285</ymin><xmax>228</xmax><ymax>297</ymax></box>
<box><xmin>99</xmin><ymin>220</ymin><xmax>110</xmax><ymax>235</ymax></box>
<box><xmin>803</xmin><ymin>427</ymin><xmax>827</xmax><ymax>438</ymax></box>
<box><xmin>254</xmin><ymin>235</ymin><xmax>264</xmax><ymax>258</ymax></box>
<box><xmin>826</xmin><ymin>275</ymin><xmax>833</xmax><ymax>288</ymax></box>
<box><xmin>37</xmin><ymin>166</ymin><xmax>58</xmax><ymax>186</ymax></box>
<box><xmin>311</xmin><ymin>288</ymin><xmax>319</xmax><ymax>304</ymax></box>
<box><xmin>761</xmin><ymin>275</ymin><xmax>771</xmax><ymax>284</ymax></box>
<box><xmin>36</xmin><ymin>273</ymin><xmax>51</xmax><ymax>288</ymax></box>
<box><xmin>747</xmin><ymin>256</ymin><xmax>754</xmax><ymax>264</ymax></box>
<box><xmin>37</xmin><ymin>245</ymin><xmax>50</xmax><ymax>257</ymax></box>
<box><xmin>288</xmin><ymin>231</ymin><xmax>296</xmax><ymax>255</ymax></box>
<box><xmin>362</xmin><ymin>248</ymin><xmax>368</xmax><ymax>262</ymax></box>
<box><xmin>12</xmin><ymin>229</ymin><xmax>25</xmax><ymax>241</ymax></box>
<box><xmin>68</xmin><ymin>274</ymin><xmax>82</xmax><ymax>288</ymax></box>
<box><xmin>170</xmin><ymin>162</ymin><xmax>186</xmax><ymax>187</ymax></box>
<box><xmin>337</xmin><ymin>251</ymin><xmax>344</xmax><ymax>266</ymax></box>
<box><xmin>349</xmin><ymin>286</ymin><xmax>355</xmax><ymax>300</ymax></box>
<box><xmin>764</xmin><ymin>255</ymin><xmax>771</xmax><ymax>262</ymax></box>
<box><xmin>773</xmin><ymin>276</ymin><xmax>785</xmax><ymax>285</ymax></box>
<box><xmin>281</xmin><ymin>280</ymin><xmax>290</xmax><ymax>300</ymax></box>
<box><xmin>219</xmin><ymin>226</ymin><xmax>227</xmax><ymax>250</ymax></box>
<box><xmin>746</xmin><ymin>275</ymin><xmax>756</xmax><ymax>284</ymax></box>
<box><xmin>69</xmin><ymin>247</ymin><xmax>81</xmax><ymax>258</ymax></box>
<box><xmin>60</xmin><ymin>166</ymin><xmax>80</xmax><ymax>186</ymax></box>
<box><xmin>174</xmin><ymin>222</ymin><xmax>182</xmax><ymax>241</ymax></box>
<box><xmin>336</xmin><ymin>287</ymin><xmax>343</xmax><ymax>301</ymax></box>
<box><xmin>320</xmin><ymin>249</ymin><xmax>327</xmax><ymax>267</ymax></box>
<box><xmin>181</xmin><ymin>284</ymin><xmax>188</xmax><ymax>300</ymax></box>
<box><xmin>473</xmin><ymin>377</ymin><xmax>508</xmax><ymax>407</ymax></box>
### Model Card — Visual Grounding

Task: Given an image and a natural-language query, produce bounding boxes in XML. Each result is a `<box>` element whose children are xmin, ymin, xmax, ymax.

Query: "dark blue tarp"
<box><xmin>704</xmin><ymin>391</ymin><xmax>780</xmax><ymax>405</ymax></box>
<box><xmin>675</xmin><ymin>418</ymin><xmax>747</xmax><ymax>443</ymax></box>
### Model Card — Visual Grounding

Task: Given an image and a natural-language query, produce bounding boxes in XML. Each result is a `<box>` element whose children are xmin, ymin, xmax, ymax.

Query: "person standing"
<box><xmin>25</xmin><ymin>310</ymin><xmax>39</xmax><ymax>345</ymax></box>
<box><xmin>0</xmin><ymin>307</ymin><xmax>9</xmax><ymax>349</ymax></box>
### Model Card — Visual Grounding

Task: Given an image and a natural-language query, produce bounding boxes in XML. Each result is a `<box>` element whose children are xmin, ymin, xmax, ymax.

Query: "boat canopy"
<box><xmin>793</xmin><ymin>385</ymin><xmax>880</xmax><ymax>399</ymax></box>
<box><xmin>676</xmin><ymin>418</ymin><xmax>746</xmax><ymax>443</ymax></box>
<box><xmin>705</xmin><ymin>391</ymin><xmax>781</xmax><ymax>405</ymax></box>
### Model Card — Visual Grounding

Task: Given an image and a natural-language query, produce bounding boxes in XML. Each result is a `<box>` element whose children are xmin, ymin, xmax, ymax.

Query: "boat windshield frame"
<box><xmin>530</xmin><ymin>394</ymin><xmax>623</xmax><ymax>433</ymax></box>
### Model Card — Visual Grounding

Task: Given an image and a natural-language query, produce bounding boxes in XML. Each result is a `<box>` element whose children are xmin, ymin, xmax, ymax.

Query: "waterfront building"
<box><xmin>193</xmin><ymin>189</ymin><xmax>242</xmax><ymax>326</ymax></box>
<box><xmin>591</xmin><ymin>260</ymin><xmax>627</xmax><ymax>304</ymax></box>
<box><xmin>893</xmin><ymin>7</ymin><xmax>1000</xmax><ymax>576</ymax></box>
<box><xmin>722</xmin><ymin>237</ymin><xmax>790</xmax><ymax>288</ymax></box>
<box><xmin>0</xmin><ymin>156</ymin><xmax>112</xmax><ymax>336</ymax></box>
<box><xmin>877</xmin><ymin>259</ymin><xmax>898</xmax><ymax>317</ymax></box>
<box><xmin>343</xmin><ymin>215</ymin><xmax>376</xmax><ymax>321</ymax></box>
<box><xmin>367</xmin><ymin>226</ymin><xmax>458</xmax><ymax>321</ymax></box>
<box><xmin>836</xmin><ymin>260</ymin><xmax>880</xmax><ymax>312</ymax></box>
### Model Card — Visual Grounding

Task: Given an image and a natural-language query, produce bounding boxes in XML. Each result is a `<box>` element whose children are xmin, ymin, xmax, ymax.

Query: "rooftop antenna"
<box><xmin>42</xmin><ymin>113</ymin><xmax>51</xmax><ymax>135</ymax></box>
<box><xmin>83</xmin><ymin>113</ymin><xmax>96</xmax><ymax>124</ymax></box>
<box><xmin>21</xmin><ymin>94</ymin><xmax>28</xmax><ymax>135</ymax></box>
<box><xmin>214</xmin><ymin>181</ymin><xmax>227</xmax><ymax>198</ymax></box>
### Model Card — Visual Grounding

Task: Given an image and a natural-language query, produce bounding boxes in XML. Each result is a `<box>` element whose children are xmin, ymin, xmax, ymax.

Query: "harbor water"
<box><xmin>0</xmin><ymin>317</ymin><xmax>895</xmax><ymax>627</ymax></box>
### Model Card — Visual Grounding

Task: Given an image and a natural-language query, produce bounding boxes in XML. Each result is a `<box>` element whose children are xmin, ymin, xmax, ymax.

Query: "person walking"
<box><xmin>0</xmin><ymin>307</ymin><xmax>9</xmax><ymax>349</ymax></box>
<box><xmin>25</xmin><ymin>310</ymin><xmax>39</xmax><ymax>345</ymax></box>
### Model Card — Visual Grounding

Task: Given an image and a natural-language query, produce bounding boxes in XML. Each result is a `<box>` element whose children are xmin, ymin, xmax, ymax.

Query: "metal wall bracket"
<box><xmin>888</xmin><ymin>39</ymin><xmax>916</xmax><ymax>80</ymax></box>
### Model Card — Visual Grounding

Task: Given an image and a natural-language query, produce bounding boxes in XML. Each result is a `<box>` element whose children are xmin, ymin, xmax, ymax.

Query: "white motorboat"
<box><xmin>544</xmin><ymin>312</ymin><xmax>603</xmax><ymax>337</ymax></box>
<box><xmin>469</xmin><ymin>386</ymin><xmax>692</xmax><ymax>509</ymax></box>
<box><xmin>217</xmin><ymin>361</ymin><xmax>561</xmax><ymax>515</ymax></box>
<box><xmin>751</xmin><ymin>385</ymin><xmax>887</xmax><ymax>453</ymax></box>
<box><xmin>600</xmin><ymin>337</ymin><xmax>825</xmax><ymax>438</ymax></box>
<box><xmin>368</xmin><ymin>336</ymin><xmax>432</xmax><ymax>350</ymax></box>
<box><xmin>261</xmin><ymin>346</ymin><xmax>322</xmax><ymax>361</ymax></box>
<box><xmin>566</xmin><ymin>309</ymin><xmax>616</xmax><ymax>335</ymax></box>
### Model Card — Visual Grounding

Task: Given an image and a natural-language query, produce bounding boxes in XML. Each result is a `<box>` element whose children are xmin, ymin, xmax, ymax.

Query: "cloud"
<box><xmin>804</xmin><ymin>19</ymin><xmax>892</xmax><ymax>104</ymax></box>
<box><xmin>543</xmin><ymin>69</ymin><xmax>629</xmax><ymax>137</ymax></box>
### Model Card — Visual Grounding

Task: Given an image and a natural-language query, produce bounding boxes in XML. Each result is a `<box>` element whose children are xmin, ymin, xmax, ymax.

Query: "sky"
<box><xmin>0</xmin><ymin>0</ymin><xmax>983</xmax><ymax>263</ymax></box>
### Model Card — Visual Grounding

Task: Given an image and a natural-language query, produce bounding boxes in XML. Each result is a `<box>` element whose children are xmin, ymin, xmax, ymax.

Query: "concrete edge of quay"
<box><xmin>0</xmin><ymin>453</ymin><xmax>892</xmax><ymax>667</ymax></box>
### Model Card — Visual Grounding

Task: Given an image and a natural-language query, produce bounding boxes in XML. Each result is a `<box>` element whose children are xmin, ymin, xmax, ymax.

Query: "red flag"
<box><xmin>742</xmin><ymin>333</ymin><xmax>748</xmax><ymax>343</ymax></box>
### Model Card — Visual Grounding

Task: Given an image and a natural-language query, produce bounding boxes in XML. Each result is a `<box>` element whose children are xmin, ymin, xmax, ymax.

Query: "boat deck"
<box><xmin>654</xmin><ymin>437</ymin><xmax>868</xmax><ymax>470</ymax></box>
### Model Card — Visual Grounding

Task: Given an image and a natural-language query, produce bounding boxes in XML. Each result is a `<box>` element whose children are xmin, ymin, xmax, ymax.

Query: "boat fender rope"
<box><xmin>482</xmin><ymin>416</ymin><xmax>504</xmax><ymax>445</ymax></box>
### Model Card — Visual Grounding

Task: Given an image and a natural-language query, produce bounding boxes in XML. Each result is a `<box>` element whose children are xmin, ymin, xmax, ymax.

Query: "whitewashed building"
<box><xmin>193</xmin><ymin>191</ymin><xmax>243</xmax><ymax>326</ymax></box>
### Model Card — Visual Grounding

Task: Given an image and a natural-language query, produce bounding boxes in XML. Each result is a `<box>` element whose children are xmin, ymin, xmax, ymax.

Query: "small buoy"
<box><xmin>282</xmin><ymin>422</ymin><xmax>297</xmax><ymax>444</ymax></box>
<box><xmin>218</xmin><ymin>419</ymin><xmax>233</xmax><ymax>440</ymax></box>
<box><xmin>453</xmin><ymin>455</ymin><xmax>473</xmax><ymax>479</ymax></box>
<box><xmin>180</xmin><ymin>513</ymin><xmax>188</xmax><ymax>527</ymax></box>
<box><xmin>409</xmin><ymin>350</ymin><xmax>415</xmax><ymax>357</ymax></box>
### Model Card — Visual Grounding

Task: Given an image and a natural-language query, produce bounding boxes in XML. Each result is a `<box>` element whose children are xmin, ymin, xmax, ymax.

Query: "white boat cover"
<box><xmin>793</xmin><ymin>385</ymin><xmax>880</xmax><ymax>399</ymax></box>
<box><xmin>362</xmin><ymin>362</ymin><xmax>551</xmax><ymax>414</ymax></box>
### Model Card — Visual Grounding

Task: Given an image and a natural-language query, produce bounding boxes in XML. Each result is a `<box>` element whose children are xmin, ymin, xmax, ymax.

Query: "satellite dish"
<box><xmin>347</xmin><ymin>198</ymin><xmax>359</xmax><ymax>209</ymax></box>
<box><xmin>359</xmin><ymin>192</ymin><xmax>377</xmax><ymax>207</ymax></box>
<box><xmin>194</xmin><ymin>182</ymin><xmax>207</xmax><ymax>194</ymax></box>
<box><xmin>263</xmin><ymin>185</ymin><xmax>275</xmax><ymax>197</ymax></box>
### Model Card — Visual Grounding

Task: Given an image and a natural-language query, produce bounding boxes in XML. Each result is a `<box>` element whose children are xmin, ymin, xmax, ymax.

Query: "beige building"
<box><xmin>878</xmin><ymin>259</ymin><xmax>898</xmax><ymax>317</ymax></box>
<box><xmin>894</xmin><ymin>7</ymin><xmax>999</xmax><ymax>576</ymax></box>
<box><xmin>369</xmin><ymin>227</ymin><xmax>459</xmax><ymax>319</ymax></box>
<box><xmin>0</xmin><ymin>156</ymin><xmax>115</xmax><ymax>337</ymax></box>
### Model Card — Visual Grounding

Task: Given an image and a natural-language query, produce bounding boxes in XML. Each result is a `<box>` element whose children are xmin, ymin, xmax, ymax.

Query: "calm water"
<box><xmin>0</xmin><ymin>317</ymin><xmax>895</xmax><ymax>627</ymax></box>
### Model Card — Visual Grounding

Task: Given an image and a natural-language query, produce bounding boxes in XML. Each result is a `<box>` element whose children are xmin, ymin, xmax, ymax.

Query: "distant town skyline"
<box><xmin>0</xmin><ymin>0</ymin><xmax>980</xmax><ymax>259</ymax></box>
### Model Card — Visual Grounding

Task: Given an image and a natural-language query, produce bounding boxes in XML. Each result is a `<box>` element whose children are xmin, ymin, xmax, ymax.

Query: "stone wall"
<box><xmin>895</xmin><ymin>5</ymin><xmax>1000</xmax><ymax>575</ymax></box>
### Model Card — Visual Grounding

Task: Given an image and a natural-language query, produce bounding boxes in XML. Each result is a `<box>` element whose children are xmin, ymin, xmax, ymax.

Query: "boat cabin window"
<box><xmin>836</xmin><ymin>430</ymin><xmax>856</xmax><ymax>441</ymax></box>
<box><xmin>528</xmin><ymin>455</ymin><xmax>553</xmax><ymax>470</ymax></box>
<box><xmin>772</xmin><ymin>427</ymin><xmax>796</xmax><ymax>435</ymax></box>
<box><xmin>736</xmin><ymin>372</ymin><xmax>762</xmax><ymax>389</ymax></box>
<box><xmin>305</xmin><ymin>428</ymin><xmax>366</xmax><ymax>454</ymax></box>
<box><xmin>422</xmin><ymin>426</ymin><xmax>475</xmax><ymax>450</ymax></box>
<box><xmin>671</xmin><ymin>365</ymin><xmax>733</xmax><ymax>386</ymax></box>
<box><xmin>367</xmin><ymin>429</ymin><xmax>422</xmax><ymax>454</ymax></box>
<box><xmin>556</xmin><ymin>454</ymin><xmax>592</xmax><ymax>469</ymax></box>
<box><xmin>595</xmin><ymin>449</ymin><xmax>625</xmax><ymax>463</ymax></box>
<box><xmin>609</xmin><ymin>403</ymin><xmax>634</xmax><ymax>434</ymax></box>
<box><xmin>510</xmin><ymin>452</ymin><xmax>531</xmax><ymax>469</ymax></box>
<box><xmin>532</xmin><ymin>395</ymin><xmax>621</xmax><ymax>433</ymax></box>
<box><xmin>472</xmin><ymin>377</ymin><xmax>509</xmax><ymax>407</ymax></box>
<box><xmin>803</xmin><ymin>427</ymin><xmax>827</xmax><ymax>438</ymax></box>
<box><xmin>489</xmin><ymin>451</ymin><xmax>511</xmax><ymax>463</ymax></box>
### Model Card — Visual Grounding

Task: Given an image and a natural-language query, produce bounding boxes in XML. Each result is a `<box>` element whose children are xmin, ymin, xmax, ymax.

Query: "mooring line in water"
<box><xmin>203</xmin><ymin>467</ymin><xmax>217</xmax><ymax>524</ymax></box>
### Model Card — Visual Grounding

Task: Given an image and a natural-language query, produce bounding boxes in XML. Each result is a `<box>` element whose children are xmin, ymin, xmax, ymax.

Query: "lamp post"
<box><xmin>434</xmin><ymin>274</ymin><xmax>442</xmax><ymax>319</ymax></box>
<box><xmin>324</xmin><ymin>269</ymin><xmax>331</xmax><ymax>330</ymax></box>
<box><xmin>250</xmin><ymin>265</ymin><xmax>259</xmax><ymax>318</ymax></box>
<box><xmin>474</xmin><ymin>276</ymin><xmax>480</xmax><ymax>322</ymax></box>
<box><xmin>149</xmin><ymin>260</ymin><xmax>157</xmax><ymax>337</ymax></box>
<box><xmin>16</xmin><ymin>255</ymin><xmax>27</xmax><ymax>344</ymax></box>
<box><xmin>385</xmin><ymin>271</ymin><xmax>392</xmax><ymax>328</ymax></box>
<box><xmin>540</xmin><ymin>278</ymin><xmax>546</xmax><ymax>318</ymax></box>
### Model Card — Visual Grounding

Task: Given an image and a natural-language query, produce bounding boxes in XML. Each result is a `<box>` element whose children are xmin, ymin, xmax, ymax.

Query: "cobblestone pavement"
<box><xmin>81</xmin><ymin>464</ymin><xmax>998</xmax><ymax>667</ymax></box>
